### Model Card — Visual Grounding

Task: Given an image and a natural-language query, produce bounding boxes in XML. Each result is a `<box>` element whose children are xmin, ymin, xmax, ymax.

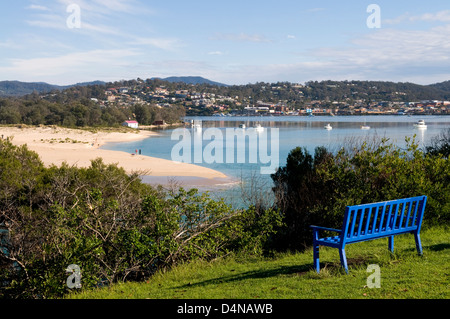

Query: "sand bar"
<box><xmin>0</xmin><ymin>126</ymin><xmax>232</xmax><ymax>184</ymax></box>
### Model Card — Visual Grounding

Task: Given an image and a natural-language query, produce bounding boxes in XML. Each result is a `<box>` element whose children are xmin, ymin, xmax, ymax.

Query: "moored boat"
<box><xmin>253</xmin><ymin>123</ymin><xmax>264</xmax><ymax>132</ymax></box>
<box><xmin>414</xmin><ymin>120</ymin><xmax>427</xmax><ymax>129</ymax></box>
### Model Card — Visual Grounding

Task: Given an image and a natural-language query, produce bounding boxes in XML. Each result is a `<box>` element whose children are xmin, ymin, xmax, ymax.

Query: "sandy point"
<box><xmin>0</xmin><ymin>125</ymin><xmax>230</xmax><ymax>182</ymax></box>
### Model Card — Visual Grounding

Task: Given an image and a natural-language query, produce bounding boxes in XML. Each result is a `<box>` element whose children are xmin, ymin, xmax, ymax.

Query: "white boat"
<box><xmin>193</xmin><ymin>124</ymin><xmax>202</xmax><ymax>132</ymax></box>
<box><xmin>361</xmin><ymin>125</ymin><xmax>371</xmax><ymax>130</ymax></box>
<box><xmin>324</xmin><ymin>123</ymin><xmax>333</xmax><ymax>130</ymax></box>
<box><xmin>253</xmin><ymin>124</ymin><xmax>264</xmax><ymax>132</ymax></box>
<box><xmin>414</xmin><ymin>120</ymin><xmax>427</xmax><ymax>130</ymax></box>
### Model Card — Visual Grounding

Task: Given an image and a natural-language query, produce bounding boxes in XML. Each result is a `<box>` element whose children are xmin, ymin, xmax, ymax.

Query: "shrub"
<box><xmin>426</xmin><ymin>128</ymin><xmax>450</xmax><ymax>158</ymax></box>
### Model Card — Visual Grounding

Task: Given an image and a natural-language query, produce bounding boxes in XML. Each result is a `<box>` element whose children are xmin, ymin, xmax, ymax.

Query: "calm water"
<box><xmin>103</xmin><ymin>115</ymin><xmax>449</xmax><ymax>207</ymax></box>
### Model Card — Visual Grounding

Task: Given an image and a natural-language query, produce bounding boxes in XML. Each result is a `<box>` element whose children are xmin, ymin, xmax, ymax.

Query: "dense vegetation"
<box><xmin>0</xmin><ymin>80</ymin><xmax>106</xmax><ymax>97</ymax></box>
<box><xmin>0</xmin><ymin>91</ymin><xmax>185</xmax><ymax>127</ymax></box>
<box><xmin>0</xmin><ymin>139</ymin><xmax>281</xmax><ymax>298</ymax></box>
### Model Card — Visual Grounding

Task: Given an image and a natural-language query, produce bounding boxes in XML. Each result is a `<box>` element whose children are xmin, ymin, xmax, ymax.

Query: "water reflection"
<box><xmin>185</xmin><ymin>115</ymin><xmax>449</xmax><ymax>149</ymax></box>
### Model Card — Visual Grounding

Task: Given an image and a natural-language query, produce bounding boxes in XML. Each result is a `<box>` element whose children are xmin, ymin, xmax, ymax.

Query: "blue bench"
<box><xmin>310</xmin><ymin>196</ymin><xmax>427</xmax><ymax>274</ymax></box>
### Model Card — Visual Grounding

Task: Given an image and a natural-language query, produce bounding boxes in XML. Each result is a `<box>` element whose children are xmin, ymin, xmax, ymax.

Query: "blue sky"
<box><xmin>1</xmin><ymin>0</ymin><xmax>450</xmax><ymax>85</ymax></box>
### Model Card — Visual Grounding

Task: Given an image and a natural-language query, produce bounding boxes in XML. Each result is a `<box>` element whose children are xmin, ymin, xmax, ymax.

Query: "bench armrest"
<box><xmin>310</xmin><ymin>226</ymin><xmax>342</xmax><ymax>233</ymax></box>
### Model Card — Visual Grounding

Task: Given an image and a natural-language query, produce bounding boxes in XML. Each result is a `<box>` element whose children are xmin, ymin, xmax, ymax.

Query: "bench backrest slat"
<box><xmin>341</xmin><ymin>196</ymin><xmax>427</xmax><ymax>244</ymax></box>
<box><xmin>364</xmin><ymin>207</ymin><xmax>373</xmax><ymax>235</ymax></box>
<box><xmin>406</xmin><ymin>200</ymin><xmax>415</xmax><ymax>227</ymax></box>
<box><xmin>392</xmin><ymin>202</ymin><xmax>401</xmax><ymax>230</ymax></box>
<box><xmin>378</xmin><ymin>204</ymin><xmax>388</xmax><ymax>231</ymax></box>
<box><xmin>410</xmin><ymin>199</ymin><xmax>420</xmax><ymax>228</ymax></box>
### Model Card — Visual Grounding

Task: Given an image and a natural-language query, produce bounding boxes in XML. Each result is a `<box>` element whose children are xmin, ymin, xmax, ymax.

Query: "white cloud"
<box><xmin>55</xmin><ymin>0</ymin><xmax>141</xmax><ymax>14</ymax></box>
<box><xmin>383</xmin><ymin>12</ymin><xmax>412</xmax><ymax>25</ymax></box>
<box><xmin>26</xmin><ymin>4</ymin><xmax>50</xmax><ymax>11</ymax></box>
<box><xmin>384</xmin><ymin>10</ymin><xmax>450</xmax><ymax>25</ymax></box>
<box><xmin>410</xmin><ymin>10</ymin><xmax>450</xmax><ymax>23</ymax></box>
<box><xmin>90</xmin><ymin>0</ymin><xmax>137</xmax><ymax>13</ymax></box>
<box><xmin>0</xmin><ymin>49</ymin><xmax>140</xmax><ymax>84</ymax></box>
<box><xmin>208</xmin><ymin>51</ymin><xmax>225</xmax><ymax>56</ymax></box>
<box><xmin>304</xmin><ymin>8</ymin><xmax>325</xmax><ymax>13</ymax></box>
<box><xmin>27</xmin><ymin>0</ymin><xmax>134</xmax><ymax>31</ymax></box>
<box><xmin>0</xmin><ymin>40</ymin><xmax>21</xmax><ymax>49</ymax></box>
<box><xmin>211</xmin><ymin>21</ymin><xmax>450</xmax><ymax>85</ymax></box>
<box><xmin>26</xmin><ymin>13</ymin><xmax>67</xmax><ymax>30</ymax></box>
<box><xmin>131</xmin><ymin>37</ymin><xmax>181</xmax><ymax>51</ymax></box>
<box><xmin>24</xmin><ymin>1</ymin><xmax>175</xmax><ymax>51</ymax></box>
<box><xmin>211</xmin><ymin>32</ymin><xmax>272</xmax><ymax>43</ymax></box>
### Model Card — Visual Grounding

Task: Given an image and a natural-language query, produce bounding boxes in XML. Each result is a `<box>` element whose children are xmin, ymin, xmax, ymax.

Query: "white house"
<box><xmin>123</xmin><ymin>120</ymin><xmax>139</xmax><ymax>129</ymax></box>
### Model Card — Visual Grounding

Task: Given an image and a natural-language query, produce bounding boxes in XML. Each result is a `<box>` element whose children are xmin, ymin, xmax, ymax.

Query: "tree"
<box><xmin>133</xmin><ymin>104</ymin><xmax>153</xmax><ymax>125</ymax></box>
<box><xmin>270</xmin><ymin>146</ymin><xmax>334</xmax><ymax>250</ymax></box>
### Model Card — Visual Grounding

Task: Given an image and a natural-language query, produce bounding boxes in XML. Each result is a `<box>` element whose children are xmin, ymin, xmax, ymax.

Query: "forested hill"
<box><xmin>299</xmin><ymin>80</ymin><xmax>450</xmax><ymax>101</ymax></box>
<box><xmin>428</xmin><ymin>80</ymin><xmax>450</xmax><ymax>92</ymax></box>
<box><xmin>0</xmin><ymin>78</ymin><xmax>226</xmax><ymax>97</ymax></box>
<box><xmin>151</xmin><ymin>76</ymin><xmax>228</xmax><ymax>87</ymax></box>
<box><xmin>2</xmin><ymin>78</ymin><xmax>450</xmax><ymax>101</ymax></box>
<box><xmin>0</xmin><ymin>80</ymin><xmax>106</xmax><ymax>97</ymax></box>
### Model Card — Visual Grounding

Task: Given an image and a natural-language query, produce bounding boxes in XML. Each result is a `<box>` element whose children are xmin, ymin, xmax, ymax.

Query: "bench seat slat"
<box><xmin>318</xmin><ymin>226</ymin><xmax>419</xmax><ymax>245</ymax></box>
<box><xmin>346</xmin><ymin>226</ymin><xmax>419</xmax><ymax>243</ymax></box>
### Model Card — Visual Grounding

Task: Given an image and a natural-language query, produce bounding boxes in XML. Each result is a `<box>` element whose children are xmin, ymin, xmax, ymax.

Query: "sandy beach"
<box><xmin>0</xmin><ymin>126</ymin><xmax>233</xmax><ymax>185</ymax></box>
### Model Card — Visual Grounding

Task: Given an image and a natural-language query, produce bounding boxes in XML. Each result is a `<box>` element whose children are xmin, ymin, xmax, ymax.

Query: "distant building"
<box><xmin>123</xmin><ymin>120</ymin><xmax>139</xmax><ymax>129</ymax></box>
<box><xmin>153</xmin><ymin>120</ymin><xmax>166</xmax><ymax>126</ymax></box>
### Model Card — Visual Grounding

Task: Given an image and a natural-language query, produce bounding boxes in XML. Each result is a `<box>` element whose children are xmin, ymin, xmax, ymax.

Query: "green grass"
<box><xmin>68</xmin><ymin>226</ymin><xmax>449</xmax><ymax>299</ymax></box>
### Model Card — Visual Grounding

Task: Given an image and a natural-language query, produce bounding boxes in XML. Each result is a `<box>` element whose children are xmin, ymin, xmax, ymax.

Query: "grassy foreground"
<box><xmin>68</xmin><ymin>226</ymin><xmax>449</xmax><ymax>299</ymax></box>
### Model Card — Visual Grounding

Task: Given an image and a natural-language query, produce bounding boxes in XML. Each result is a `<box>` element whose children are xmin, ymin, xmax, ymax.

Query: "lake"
<box><xmin>102</xmin><ymin>115</ymin><xmax>450</xmax><ymax>208</ymax></box>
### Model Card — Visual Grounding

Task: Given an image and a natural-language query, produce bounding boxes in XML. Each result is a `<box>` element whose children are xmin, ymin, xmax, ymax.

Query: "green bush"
<box><xmin>136</xmin><ymin>188</ymin><xmax>282</xmax><ymax>271</ymax></box>
<box><xmin>426</xmin><ymin>128</ymin><xmax>450</xmax><ymax>158</ymax></box>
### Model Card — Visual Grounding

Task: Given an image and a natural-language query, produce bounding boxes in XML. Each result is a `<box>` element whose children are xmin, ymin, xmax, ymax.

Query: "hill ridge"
<box><xmin>151</xmin><ymin>76</ymin><xmax>229</xmax><ymax>87</ymax></box>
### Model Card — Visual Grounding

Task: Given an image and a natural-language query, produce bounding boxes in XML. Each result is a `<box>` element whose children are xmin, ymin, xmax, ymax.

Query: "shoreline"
<box><xmin>0</xmin><ymin>125</ymin><xmax>233</xmax><ymax>185</ymax></box>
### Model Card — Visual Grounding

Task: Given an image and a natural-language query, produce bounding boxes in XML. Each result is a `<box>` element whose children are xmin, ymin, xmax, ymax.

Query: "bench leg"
<box><xmin>313</xmin><ymin>243</ymin><xmax>320</xmax><ymax>273</ymax></box>
<box><xmin>414</xmin><ymin>233</ymin><xmax>423</xmax><ymax>256</ymax></box>
<box><xmin>388</xmin><ymin>236</ymin><xmax>394</xmax><ymax>253</ymax></box>
<box><xmin>339</xmin><ymin>248</ymin><xmax>349</xmax><ymax>274</ymax></box>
